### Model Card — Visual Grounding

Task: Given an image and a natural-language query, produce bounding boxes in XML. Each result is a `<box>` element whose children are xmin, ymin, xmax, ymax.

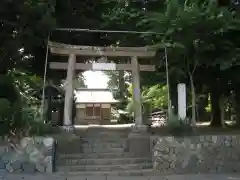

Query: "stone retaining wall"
<box><xmin>0</xmin><ymin>137</ymin><xmax>55</xmax><ymax>173</ymax></box>
<box><xmin>152</xmin><ymin>135</ymin><xmax>240</xmax><ymax>174</ymax></box>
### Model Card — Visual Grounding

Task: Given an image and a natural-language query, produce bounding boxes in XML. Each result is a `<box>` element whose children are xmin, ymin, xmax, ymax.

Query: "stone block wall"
<box><xmin>152</xmin><ymin>135</ymin><xmax>240</xmax><ymax>174</ymax></box>
<box><xmin>0</xmin><ymin>137</ymin><xmax>55</xmax><ymax>173</ymax></box>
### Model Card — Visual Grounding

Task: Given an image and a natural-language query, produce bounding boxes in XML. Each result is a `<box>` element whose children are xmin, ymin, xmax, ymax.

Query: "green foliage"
<box><xmin>0</xmin><ymin>75</ymin><xmax>20</xmax><ymax>104</ymax></box>
<box><xmin>1</xmin><ymin>0</ymin><xmax>240</xmax><ymax>129</ymax></box>
<box><xmin>0</xmin><ymin>102</ymin><xmax>60</xmax><ymax>137</ymax></box>
<box><xmin>20</xmin><ymin>104</ymin><xmax>60</xmax><ymax>136</ymax></box>
<box><xmin>143</xmin><ymin>0</ymin><xmax>240</xmax><ymax>70</ymax></box>
<box><xmin>0</xmin><ymin>99</ymin><xmax>11</xmax><ymax>118</ymax></box>
<box><xmin>118</xmin><ymin>114</ymin><xmax>134</xmax><ymax>124</ymax></box>
<box><xmin>139</xmin><ymin>0</ymin><xmax>240</xmax><ymax>126</ymax></box>
<box><xmin>165</xmin><ymin>112</ymin><xmax>193</xmax><ymax>136</ymax></box>
<box><xmin>0</xmin><ymin>98</ymin><xmax>12</xmax><ymax>136</ymax></box>
<box><xmin>0</xmin><ymin>102</ymin><xmax>23</xmax><ymax>137</ymax></box>
<box><xmin>0</xmin><ymin>0</ymin><xmax>55</xmax><ymax>74</ymax></box>
<box><xmin>0</xmin><ymin>75</ymin><xmax>59</xmax><ymax>137</ymax></box>
<box><xmin>29</xmin><ymin>121</ymin><xmax>60</xmax><ymax>136</ymax></box>
<box><xmin>126</xmin><ymin>84</ymin><xmax>168</xmax><ymax>116</ymax></box>
<box><xmin>106</xmin><ymin>71</ymin><xmax>130</xmax><ymax>111</ymax></box>
<box><xmin>143</xmin><ymin>85</ymin><xmax>168</xmax><ymax>110</ymax></box>
<box><xmin>126</xmin><ymin>93</ymin><xmax>152</xmax><ymax>115</ymax></box>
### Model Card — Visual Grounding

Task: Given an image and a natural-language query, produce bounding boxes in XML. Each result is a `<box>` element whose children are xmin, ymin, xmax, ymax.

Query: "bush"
<box><xmin>0</xmin><ymin>75</ymin><xmax>60</xmax><ymax>138</ymax></box>
<box><xmin>0</xmin><ymin>99</ymin><xmax>60</xmax><ymax>138</ymax></box>
<box><xmin>118</xmin><ymin>114</ymin><xmax>134</xmax><ymax>124</ymax></box>
<box><xmin>165</xmin><ymin>112</ymin><xmax>193</xmax><ymax>136</ymax></box>
<box><xmin>0</xmin><ymin>98</ymin><xmax>19</xmax><ymax>137</ymax></box>
<box><xmin>29</xmin><ymin>121</ymin><xmax>60</xmax><ymax>136</ymax></box>
<box><xmin>0</xmin><ymin>98</ymin><xmax>11</xmax><ymax>117</ymax></box>
<box><xmin>20</xmin><ymin>106</ymin><xmax>60</xmax><ymax>136</ymax></box>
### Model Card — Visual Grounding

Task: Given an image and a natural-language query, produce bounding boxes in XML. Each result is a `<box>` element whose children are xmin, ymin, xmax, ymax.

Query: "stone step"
<box><xmin>81</xmin><ymin>137</ymin><xmax>127</xmax><ymax>143</ymax></box>
<box><xmin>82</xmin><ymin>147</ymin><xmax>125</xmax><ymax>153</ymax></box>
<box><xmin>57</xmin><ymin>163</ymin><xmax>153</xmax><ymax>172</ymax></box>
<box><xmin>82</xmin><ymin>142</ymin><xmax>125</xmax><ymax>149</ymax></box>
<box><xmin>57</xmin><ymin>157</ymin><xmax>152</xmax><ymax>166</ymax></box>
<box><xmin>55</xmin><ymin>169</ymin><xmax>154</xmax><ymax>176</ymax></box>
<box><xmin>80</xmin><ymin>135</ymin><xmax>129</xmax><ymax>139</ymax></box>
<box><xmin>77</xmin><ymin>130</ymin><xmax>129</xmax><ymax>136</ymax></box>
<box><xmin>58</xmin><ymin>152</ymin><xmax>134</xmax><ymax>159</ymax></box>
<box><xmin>76</xmin><ymin>130</ymin><xmax>129</xmax><ymax>134</ymax></box>
<box><xmin>84</xmin><ymin>130</ymin><xmax>130</xmax><ymax>133</ymax></box>
<box><xmin>75</xmin><ymin>127</ymin><xmax>132</xmax><ymax>132</ymax></box>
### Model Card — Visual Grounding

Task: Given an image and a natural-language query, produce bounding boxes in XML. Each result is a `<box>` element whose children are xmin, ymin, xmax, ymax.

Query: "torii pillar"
<box><xmin>127</xmin><ymin>56</ymin><xmax>151</xmax><ymax>158</ymax></box>
<box><xmin>131</xmin><ymin>56</ymin><xmax>144</xmax><ymax>127</ymax></box>
<box><xmin>63</xmin><ymin>53</ymin><xmax>76</xmax><ymax>131</ymax></box>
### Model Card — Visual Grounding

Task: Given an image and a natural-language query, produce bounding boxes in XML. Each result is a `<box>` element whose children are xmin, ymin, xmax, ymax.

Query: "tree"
<box><xmin>143</xmin><ymin>85</ymin><xmax>168</xmax><ymax>110</ymax></box>
<box><xmin>105</xmin><ymin>70</ymin><xmax>130</xmax><ymax>111</ymax></box>
<box><xmin>142</xmin><ymin>0</ymin><xmax>240</xmax><ymax>126</ymax></box>
<box><xmin>74</xmin><ymin>73</ymin><xmax>87</xmax><ymax>89</ymax></box>
<box><xmin>0</xmin><ymin>0</ymin><xmax>55</xmax><ymax>75</ymax></box>
<box><xmin>126</xmin><ymin>84</ymin><xmax>168</xmax><ymax>118</ymax></box>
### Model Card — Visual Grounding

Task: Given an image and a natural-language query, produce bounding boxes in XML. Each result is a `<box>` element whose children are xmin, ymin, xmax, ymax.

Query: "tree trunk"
<box><xmin>47</xmin><ymin>95</ymin><xmax>52</xmax><ymax>123</ymax></box>
<box><xmin>189</xmin><ymin>74</ymin><xmax>196</xmax><ymax>126</ymax></box>
<box><xmin>117</xmin><ymin>71</ymin><xmax>126</xmax><ymax>110</ymax></box>
<box><xmin>219</xmin><ymin>95</ymin><xmax>225</xmax><ymax>127</ymax></box>
<box><xmin>197</xmin><ymin>94</ymin><xmax>208</xmax><ymax>122</ymax></box>
<box><xmin>210</xmin><ymin>89</ymin><xmax>222</xmax><ymax>127</ymax></box>
<box><xmin>119</xmin><ymin>71</ymin><xmax>125</xmax><ymax>99</ymax></box>
<box><xmin>234</xmin><ymin>87</ymin><xmax>240</xmax><ymax>126</ymax></box>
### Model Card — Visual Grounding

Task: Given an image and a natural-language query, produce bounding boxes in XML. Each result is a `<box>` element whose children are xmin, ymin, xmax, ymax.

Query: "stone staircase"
<box><xmin>56</xmin><ymin>127</ymin><xmax>153</xmax><ymax>176</ymax></box>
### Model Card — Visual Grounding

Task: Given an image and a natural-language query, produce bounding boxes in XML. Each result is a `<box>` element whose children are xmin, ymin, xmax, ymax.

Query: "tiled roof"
<box><xmin>75</xmin><ymin>89</ymin><xmax>118</xmax><ymax>104</ymax></box>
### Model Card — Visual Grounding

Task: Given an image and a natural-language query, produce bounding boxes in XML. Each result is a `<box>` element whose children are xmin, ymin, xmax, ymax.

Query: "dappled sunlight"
<box><xmin>196</xmin><ymin>121</ymin><xmax>234</xmax><ymax>126</ymax></box>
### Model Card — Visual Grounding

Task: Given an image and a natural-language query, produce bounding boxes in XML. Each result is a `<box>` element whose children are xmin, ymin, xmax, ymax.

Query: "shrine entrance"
<box><xmin>74</xmin><ymin>88</ymin><xmax>119</xmax><ymax>125</ymax></box>
<box><xmin>47</xmin><ymin>41</ymin><xmax>156</xmax><ymax>129</ymax></box>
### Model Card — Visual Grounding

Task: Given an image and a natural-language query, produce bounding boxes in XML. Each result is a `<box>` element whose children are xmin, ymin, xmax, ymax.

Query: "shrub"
<box><xmin>19</xmin><ymin>105</ymin><xmax>60</xmax><ymax>136</ymax></box>
<box><xmin>0</xmin><ymin>74</ymin><xmax>60</xmax><ymax>138</ymax></box>
<box><xmin>0</xmin><ymin>99</ymin><xmax>60</xmax><ymax>138</ymax></box>
<box><xmin>29</xmin><ymin>121</ymin><xmax>60</xmax><ymax>136</ymax></box>
<box><xmin>118</xmin><ymin>113</ymin><xmax>134</xmax><ymax>124</ymax></box>
<box><xmin>165</xmin><ymin>112</ymin><xmax>193</xmax><ymax>136</ymax></box>
<box><xmin>0</xmin><ymin>98</ymin><xmax>11</xmax><ymax>117</ymax></box>
<box><xmin>0</xmin><ymin>98</ymin><xmax>20</xmax><ymax>137</ymax></box>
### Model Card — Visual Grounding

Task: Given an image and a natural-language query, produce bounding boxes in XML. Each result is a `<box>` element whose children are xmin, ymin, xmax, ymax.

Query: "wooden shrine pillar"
<box><xmin>63</xmin><ymin>53</ymin><xmax>76</xmax><ymax>127</ymax></box>
<box><xmin>131</xmin><ymin>56</ymin><xmax>143</xmax><ymax>126</ymax></box>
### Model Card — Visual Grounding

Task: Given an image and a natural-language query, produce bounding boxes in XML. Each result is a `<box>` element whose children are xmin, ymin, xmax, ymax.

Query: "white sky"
<box><xmin>83</xmin><ymin>71</ymin><xmax>109</xmax><ymax>88</ymax></box>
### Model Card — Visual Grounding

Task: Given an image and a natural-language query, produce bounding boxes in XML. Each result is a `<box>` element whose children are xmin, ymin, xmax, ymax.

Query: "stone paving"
<box><xmin>1</xmin><ymin>173</ymin><xmax>240</xmax><ymax>180</ymax></box>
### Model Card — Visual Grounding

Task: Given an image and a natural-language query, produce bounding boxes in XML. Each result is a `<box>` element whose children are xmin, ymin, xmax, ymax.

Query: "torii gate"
<box><xmin>48</xmin><ymin>41</ymin><xmax>156</xmax><ymax>130</ymax></box>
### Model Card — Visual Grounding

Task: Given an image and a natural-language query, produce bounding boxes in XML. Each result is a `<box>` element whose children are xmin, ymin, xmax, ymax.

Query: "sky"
<box><xmin>83</xmin><ymin>71</ymin><xmax>109</xmax><ymax>88</ymax></box>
